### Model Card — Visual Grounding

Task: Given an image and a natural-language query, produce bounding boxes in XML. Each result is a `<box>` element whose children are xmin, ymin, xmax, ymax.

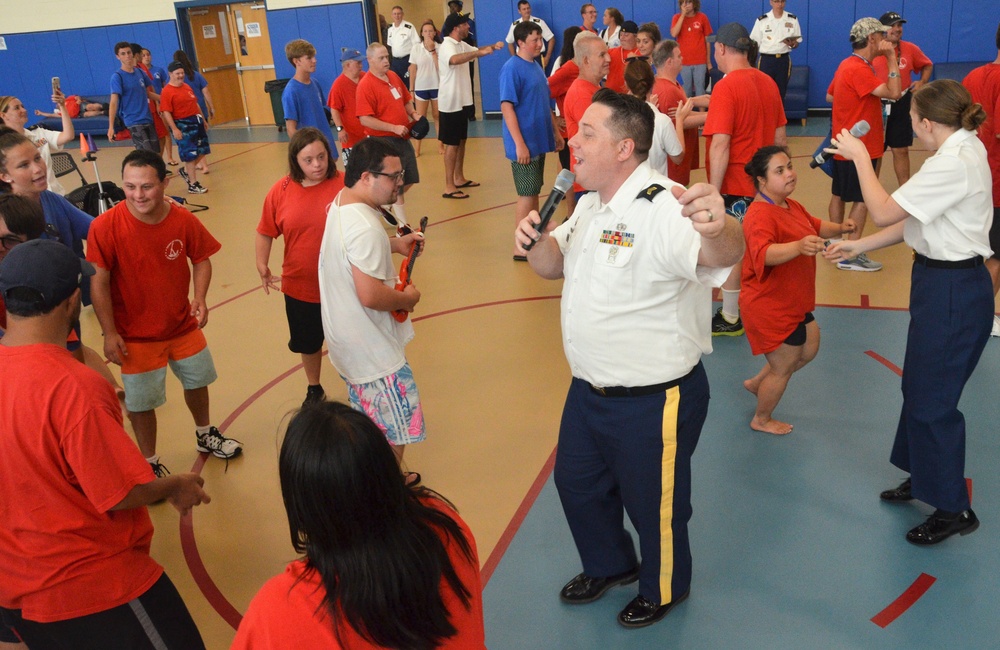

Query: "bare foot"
<box><xmin>743</xmin><ymin>378</ymin><xmax>760</xmax><ymax>395</ymax></box>
<box><xmin>750</xmin><ymin>416</ymin><xmax>793</xmax><ymax>435</ymax></box>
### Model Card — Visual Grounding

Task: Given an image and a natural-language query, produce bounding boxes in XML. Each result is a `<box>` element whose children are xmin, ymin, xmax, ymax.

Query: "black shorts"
<box><xmin>990</xmin><ymin>206</ymin><xmax>1000</xmax><ymax>261</ymax></box>
<box><xmin>783</xmin><ymin>312</ymin><xmax>816</xmax><ymax>347</ymax></box>
<box><xmin>558</xmin><ymin>142</ymin><xmax>571</xmax><ymax>171</ymax></box>
<box><xmin>0</xmin><ymin>572</ymin><xmax>204</xmax><ymax>650</ymax></box>
<box><xmin>284</xmin><ymin>293</ymin><xmax>325</xmax><ymax>355</ymax></box>
<box><xmin>831</xmin><ymin>158</ymin><xmax>877</xmax><ymax>203</ymax></box>
<box><xmin>438</xmin><ymin>109</ymin><xmax>469</xmax><ymax>146</ymax></box>
<box><xmin>884</xmin><ymin>92</ymin><xmax>914</xmax><ymax>149</ymax></box>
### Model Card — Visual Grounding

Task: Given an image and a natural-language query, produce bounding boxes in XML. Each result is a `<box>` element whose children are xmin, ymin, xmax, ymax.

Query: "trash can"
<box><xmin>264</xmin><ymin>78</ymin><xmax>290</xmax><ymax>131</ymax></box>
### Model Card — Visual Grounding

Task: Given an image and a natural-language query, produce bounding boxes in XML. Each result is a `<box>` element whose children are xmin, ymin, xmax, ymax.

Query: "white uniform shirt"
<box><xmin>407</xmin><ymin>43</ymin><xmax>440</xmax><ymax>92</ymax></box>
<box><xmin>646</xmin><ymin>101</ymin><xmax>683</xmax><ymax>176</ymax></box>
<box><xmin>749</xmin><ymin>10</ymin><xmax>802</xmax><ymax>55</ymax></box>
<box><xmin>894</xmin><ymin>128</ymin><xmax>994</xmax><ymax>261</ymax></box>
<box><xmin>387</xmin><ymin>21</ymin><xmax>420</xmax><ymax>59</ymax></box>
<box><xmin>600</xmin><ymin>25</ymin><xmax>621</xmax><ymax>49</ymax></box>
<box><xmin>551</xmin><ymin>163</ymin><xmax>731</xmax><ymax>387</ymax></box>
<box><xmin>505</xmin><ymin>16</ymin><xmax>555</xmax><ymax>53</ymax></box>
<box><xmin>319</xmin><ymin>194</ymin><xmax>414</xmax><ymax>384</ymax></box>
<box><xmin>438</xmin><ymin>36</ymin><xmax>476</xmax><ymax>113</ymax></box>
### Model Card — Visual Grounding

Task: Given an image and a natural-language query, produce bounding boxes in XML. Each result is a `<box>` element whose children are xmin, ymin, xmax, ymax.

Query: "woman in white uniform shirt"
<box><xmin>408</xmin><ymin>20</ymin><xmax>443</xmax><ymax>156</ymax></box>
<box><xmin>824</xmin><ymin>79</ymin><xmax>992</xmax><ymax>546</ymax></box>
<box><xmin>600</xmin><ymin>7</ymin><xmax>624</xmax><ymax>48</ymax></box>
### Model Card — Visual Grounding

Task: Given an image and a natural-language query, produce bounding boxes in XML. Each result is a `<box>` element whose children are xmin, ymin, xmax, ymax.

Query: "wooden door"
<box><xmin>227</xmin><ymin>2</ymin><xmax>277</xmax><ymax>126</ymax></box>
<box><xmin>188</xmin><ymin>5</ymin><xmax>247</xmax><ymax>125</ymax></box>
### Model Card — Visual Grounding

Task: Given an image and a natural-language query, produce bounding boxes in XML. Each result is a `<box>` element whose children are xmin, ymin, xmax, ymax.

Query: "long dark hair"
<box><xmin>287</xmin><ymin>127</ymin><xmax>338</xmax><ymax>183</ymax></box>
<box><xmin>279</xmin><ymin>402</ymin><xmax>475</xmax><ymax>649</ymax></box>
<box><xmin>559</xmin><ymin>26</ymin><xmax>583</xmax><ymax>65</ymax></box>
<box><xmin>173</xmin><ymin>50</ymin><xmax>196</xmax><ymax>80</ymax></box>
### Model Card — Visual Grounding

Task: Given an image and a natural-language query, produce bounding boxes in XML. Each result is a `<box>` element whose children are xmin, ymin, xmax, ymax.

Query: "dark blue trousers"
<box><xmin>554</xmin><ymin>363</ymin><xmax>709</xmax><ymax>605</ymax></box>
<box><xmin>890</xmin><ymin>262</ymin><xmax>992</xmax><ymax>512</ymax></box>
<box><xmin>756</xmin><ymin>54</ymin><xmax>791</xmax><ymax>99</ymax></box>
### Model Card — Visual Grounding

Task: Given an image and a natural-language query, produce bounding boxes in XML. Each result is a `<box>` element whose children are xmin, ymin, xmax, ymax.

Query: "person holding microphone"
<box><xmin>823</xmin><ymin>80</ymin><xmax>993</xmax><ymax>545</ymax></box>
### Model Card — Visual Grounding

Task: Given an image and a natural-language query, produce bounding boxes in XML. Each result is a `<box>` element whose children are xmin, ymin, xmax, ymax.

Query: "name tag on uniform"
<box><xmin>391</xmin><ymin>87</ymin><xmax>402</xmax><ymax>100</ymax></box>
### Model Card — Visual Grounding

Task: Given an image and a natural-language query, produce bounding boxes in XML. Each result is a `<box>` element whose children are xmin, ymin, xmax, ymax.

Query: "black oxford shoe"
<box><xmin>617</xmin><ymin>591</ymin><xmax>689</xmax><ymax>628</ymax></box>
<box><xmin>559</xmin><ymin>567</ymin><xmax>639</xmax><ymax>604</ymax></box>
<box><xmin>906</xmin><ymin>509</ymin><xmax>979</xmax><ymax>545</ymax></box>
<box><xmin>880</xmin><ymin>478</ymin><xmax>913</xmax><ymax>502</ymax></box>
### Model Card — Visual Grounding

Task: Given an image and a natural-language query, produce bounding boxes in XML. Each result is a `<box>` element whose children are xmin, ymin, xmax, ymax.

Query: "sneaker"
<box><xmin>178</xmin><ymin>167</ymin><xmax>189</xmax><ymax>182</ymax></box>
<box><xmin>302</xmin><ymin>384</ymin><xmax>326</xmax><ymax>408</ymax></box>
<box><xmin>196</xmin><ymin>426</ymin><xmax>244</xmax><ymax>459</ymax></box>
<box><xmin>838</xmin><ymin>252</ymin><xmax>883</xmax><ymax>272</ymax></box>
<box><xmin>150</xmin><ymin>461</ymin><xmax>170</xmax><ymax>478</ymax></box>
<box><xmin>711</xmin><ymin>307</ymin><xmax>744</xmax><ymax>337</ymax></box>
<box><xmin>187</xmin><ymin>181</ymin><xmax>208</xmax><ymax>194</ymax></box>
<box><xmin>991</xmin><ymin>315</ymin><xmax>1000</xmax><ymax>338</ymax></box>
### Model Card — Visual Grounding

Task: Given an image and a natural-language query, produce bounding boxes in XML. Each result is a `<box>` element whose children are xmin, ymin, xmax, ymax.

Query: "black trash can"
<box><xmin>264</xmin><ymin>78</ymin><xmax>290</xmax><ymax>131</ymax></box>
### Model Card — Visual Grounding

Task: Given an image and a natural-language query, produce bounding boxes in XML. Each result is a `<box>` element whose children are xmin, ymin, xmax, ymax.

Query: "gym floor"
<box><xmin>66</xmin><ymin>120</ymin><xmax>1000</xmax><ymax>648</ymax></box>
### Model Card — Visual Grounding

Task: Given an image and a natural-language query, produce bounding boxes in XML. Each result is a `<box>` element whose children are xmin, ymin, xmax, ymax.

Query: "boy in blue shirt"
<box><xmin>107</xmin><ymin>41</ymin><xmax>157</xmax><ymax>152</ymax></box>
<box><xmin>282</xmin><ymin>39</ymin><xmax>337</xmax><ymax>156</ymax></box>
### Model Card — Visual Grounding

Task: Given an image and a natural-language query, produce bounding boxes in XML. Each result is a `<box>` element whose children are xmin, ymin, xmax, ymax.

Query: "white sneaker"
<box><xmin>196</xmin><ymin>426</ymin><xmax>243</xmax><ymax>459</ymax></box>
<box><xmin>838</xmin><ymin>252</ymin><xmax>883</xmax><ymax>272</ymax></box>
<box><xmin>991</xmin><ymin>315</ymin><xmax>1000</xmax><ymax>338</ymax></box>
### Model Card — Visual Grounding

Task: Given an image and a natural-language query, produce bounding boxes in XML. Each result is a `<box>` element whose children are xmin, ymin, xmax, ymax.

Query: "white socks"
<box><xmin>721</xmin><ymin>289</ymin><xmax>741</xmax><ymax>322</ymax></box>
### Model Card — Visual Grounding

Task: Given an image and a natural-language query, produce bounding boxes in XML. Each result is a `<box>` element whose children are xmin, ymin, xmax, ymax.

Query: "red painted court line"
<box><xmin>481</xmin><ymin>446</ymin><xmax>558</xmax><ymax>586</ymax></box>
<box><xmin>433</xmin><ymin>199</ymin><xmax>520</xmax><ymax>226</ymax></box>
<box><xmin>871</xmin><ymin>572</ymin><xmax>936</xmax><ymax>628</ymax></box>
<box><xmin>412</xmin><ymin>295</ymin><xmax>560</xmax><ymax>322</ymax></box>
<box><xmin>210</xmin><ymin>285</ymin><xmax>263</xmax><ymax>312</ymax></box>
<box><xmin>865</xmin><ymin>350</ymin><xmax>902</xmax><ymax>376</ymax></box>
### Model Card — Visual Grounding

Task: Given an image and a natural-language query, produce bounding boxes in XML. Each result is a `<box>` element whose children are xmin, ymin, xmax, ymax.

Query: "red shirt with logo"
<box><xmin>672</xmin><ymin>12</ymin><xmax>712</xmax><ymax>66</ymax></box>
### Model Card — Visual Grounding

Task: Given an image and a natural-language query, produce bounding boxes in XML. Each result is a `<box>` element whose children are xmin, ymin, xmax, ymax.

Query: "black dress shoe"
<box><xmin>559</xmin><ymin>567</ymin><xmax>639</xmax><ymax>604</ymax></box>
<box><xmin>880</xmin><ymin>478</ymin><xmax>913</xmax><ymax>502</ymax></box>
<box><xmin>617</xmin><ymin>591</ymin><xmax>689</xmax><ymax>628</ymax></box>
<box><xmin>906</xmin><ymin>508</ymin><xmax>979</xmax><ymax>545</ymax></box>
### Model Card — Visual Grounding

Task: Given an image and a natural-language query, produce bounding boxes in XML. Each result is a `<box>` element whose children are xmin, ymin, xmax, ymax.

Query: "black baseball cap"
<box><xmin>0</xmin><ymin>239</ymin><xmax>94</xmax><ymax>311</ymax></box>
<box><xmin>443</xmin><ymin>12</ymin><xmax>470</xmax><ymax>37</ymax></box>
<box><xmin>621</xmin><ymin>21</ymin><xmax>639</xmax><ymax>34</ymax></box>
<box><xmin>880</xmin><ymin>12</ymin><xmax>906</xmax><ymax>26</ymax></box>
<box><xmin>409</xmin><ymin>115</ymin><xmax>429</xmax><ymax>140</ymax></box>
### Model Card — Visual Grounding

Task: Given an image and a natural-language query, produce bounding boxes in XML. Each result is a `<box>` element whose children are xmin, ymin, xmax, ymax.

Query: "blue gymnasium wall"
<box><xmin>2</xmin><ymin>3</ymin><xmax>368</xmax><ymax>128</ymax></box>
<box><xmin>2</xmin><ymin>21</ymin><xmax>181</xmax><ymax>125</ymax></box>
<box><xmin>476</xmin><ymin>0</ymin><xmax>999</xmax><ymax>114</ymax></box>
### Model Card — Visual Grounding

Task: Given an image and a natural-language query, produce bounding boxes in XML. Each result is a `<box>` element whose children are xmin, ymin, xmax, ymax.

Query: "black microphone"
<box><xmin>810</xmin><ymin>120</ymin><xmax>871</xmax><ymax>168</ymax></box>
<box><xmin>524</xmin><ymin>169</ymin><xmax>575</xmax><ymax>251</ymax></box>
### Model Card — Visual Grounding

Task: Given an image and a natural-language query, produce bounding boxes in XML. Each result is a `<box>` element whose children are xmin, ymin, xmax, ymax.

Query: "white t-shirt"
<box><xmin>407</xmin><ymin>43</ymin><xmax>440</xmax><ymax>92</ymax></box>
<box><xmin>26</xmin><ymin>128</ymin><xmax>66</xmax><ymax>196</ymax></box>
<box><xmin>646</xmin><ymin>101</ymin><xmax>683</xmax><ymax>175</ymax></box>
<box><xmin>318</xmin><ymin>194</ymin><xmax>414</xmax><ymax>383</ymax></box>
<box><xmin>438</xmin><ymin>36</ymin><xmax>476</xmax><ymax>113</ymax></box>
<box><xmin>894</xmin><ymin>128</ymin><xmax>994</xmax><ymax>261</ymax></box>
<box><xmin>601</xmin><ymin>25</ymin><xmax>622</xmax><ymax>49</ymax></box>
<box><xmin>505</xmin><ymin>17</ymin><xmax>555</xmax><ymax>53</ymax></box>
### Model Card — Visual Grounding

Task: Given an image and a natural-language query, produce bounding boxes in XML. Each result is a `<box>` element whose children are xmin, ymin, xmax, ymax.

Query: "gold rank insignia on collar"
<box><xmin>637</xmin><ymin>183</ymin><xmax>667</xmax><ymax>201</ymax></box>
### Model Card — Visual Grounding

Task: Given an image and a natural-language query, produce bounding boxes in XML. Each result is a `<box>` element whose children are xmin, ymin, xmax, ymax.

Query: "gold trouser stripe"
<box><xmin>659</xmin><ymin>385</ymin><xmax>681</xmax><ymax>602</ymax></box>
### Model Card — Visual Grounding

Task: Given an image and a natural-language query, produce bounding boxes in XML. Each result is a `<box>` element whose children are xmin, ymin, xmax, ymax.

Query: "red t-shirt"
<box><xmin>963</xmin><ymin>63</ymin><xmax>1000</xmax><ymax>207</ymax></box>
<box><xmin>873</xmin><ymin>41</ymin><xmax>932</xmax><ymax>89</ymax></box>
<box><xmin>355</xmin><ymin>71</ymin><xmax>412</xmax><ymax>138</ymax></box>
<box><xmin>257</xmin><ymin>174</ymin><xmax>345</xmax><ymax>303</ymax></box>
<box><xmin>703</xmin><ymin>68</ymin><xmax>786</xmax><ymax>196</ymax></box>
<box><xmin>739</xmin><ymin>199</ymin><xmax>821</xmax><ymax>355</ymax></box>
<box><xmin>549</xmin><ymin>61</ymin><xmax>580</xmax><ymax>136</ymax></box>
<box><xmin>828</xmin><ymin>55</ymin><xmax>885</xmax><ymax>160</ymax></box>
<box><xmin>159</xmin><ymin>82</ymin><xmax>201</xmax><ymax>120</ymax></box>
<box><xmin>87</xmin><ymin>201</ymin><xmax>222</xmax><ymax>342</ymax></box>
<box><xmin>564</xmin><ymin>77</ymin><xmax>601</xmax><ymax>192</ymax></box>
<box><xmin>0</xmin><ymin>343</ymin><xmax>160</xmax><ymax>622</ymax></box>
<box><xmin>605</xmin><ymin>47</ymin><xmax>640</xmax><ymax>93</ymax></box>
<box><xmin>328</xmin><ymin>72</ymin><xmax>367</xmax><ymax>148</ymax></box>
<box><xmin>653</xmin><ymin>77</ymin><xmax>697</xmax><ymax>186</ymax></box>
<box><xmin>672</xmin><ymin>12</ymin><xmax>712</xmax><ymax>66</ymax></box>
<box><xmin>231</xmin><ymin>497</ymin><xmax>485</xmax><ymax>649</ymax></box>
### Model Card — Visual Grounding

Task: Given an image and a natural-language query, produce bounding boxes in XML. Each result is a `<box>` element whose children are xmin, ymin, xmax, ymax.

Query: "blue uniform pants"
<box><xmin>554</xmin><ymin>363</ymin><xmax>709</xmax><ymax>605</ymax></box>
<box><xmin>756</xmin><ymin>53</ymin><xmax>791</xmax><ymax>99</ymax></box>
<box><xmin>890</xmin><ymin>262</ymin><xmax>992</xmax><ymax>512</ymax></box>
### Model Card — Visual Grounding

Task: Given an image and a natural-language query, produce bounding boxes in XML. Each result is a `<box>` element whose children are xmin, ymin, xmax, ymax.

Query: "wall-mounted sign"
<box><xmin>202</xmin><ymin>25</ymin><xmax>217</xmax><ymax>39</ymax></box>
<box><xmin>246</xmin><ymin>23</ymin><xmax>262</xmax><ymax>38</ymax></box>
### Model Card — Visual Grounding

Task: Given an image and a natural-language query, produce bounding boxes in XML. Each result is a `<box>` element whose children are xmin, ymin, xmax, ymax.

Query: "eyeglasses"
<box><xmin>0</xmin><ymin>234</ymin><xmax>26</xmax><ymax>250</ymax></box>
<box><xmin>368</xmin><ymin>170</ymin><xmax>405</xmax><ymax>182</ymax></box>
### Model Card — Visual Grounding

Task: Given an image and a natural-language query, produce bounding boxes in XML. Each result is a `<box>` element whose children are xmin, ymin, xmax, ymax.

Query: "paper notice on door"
<box><xmin>202</xmin><ymin>25</ymin><xmax>217</xmax><ymax>38</ymax></box>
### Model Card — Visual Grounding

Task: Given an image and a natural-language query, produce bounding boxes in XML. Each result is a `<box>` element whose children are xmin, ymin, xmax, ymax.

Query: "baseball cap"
<box><xmin>716</xmin><ymin>22</ymin><xmax>752</xmax><ymax>52</ymax></box>
<box><xmin>0</xmin><ymin>239</ymin><xmax>95</xmax><ymax>311</ymax></box>
<box><xmin>409</xmin><ymin>115</ymin><xmax>429</xmax><ymax>140</ymax></box>
<box><xmin>442</xmin><ymin>12</ymin><xmax>470</xmax><ymax>37</ymax></box>
<box><xmin>167</xmin><ymin>61</ymin><xmax>184</xmax><ymax>73</ymax></box>
<box><xmin>341</xmin><ymin>48</ymin><xmax>364</xmax><ymax>63</ymax></box>
<box><xmin>447</xmin><ymin>0</ymin><xmax>463</xmax><ymax>8</ymax></box>
<box><xmin>879</xmin><ymin>12</ymin><xmax>906</xmax><ymax>26</ymax></box>
<box><xmin>621</xmin><ymin>21</ymin><xmax>639</xmax><ymax>34</ymax></box>
<box><xmin>851</xmin><ymin>17</ymin><xmax>889</xmax><ymax>43</ymax></box>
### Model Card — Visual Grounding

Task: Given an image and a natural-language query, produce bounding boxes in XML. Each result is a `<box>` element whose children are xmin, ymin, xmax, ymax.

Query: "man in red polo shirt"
<box><xmin>564</xmin><ymin>32</ymin><xmax>610</xmax><ymax>198</ymax></box>
<box><xmin>328</xmin><ymin>48</ymin><xmax>368</xmax><ymax>165</ymax></box>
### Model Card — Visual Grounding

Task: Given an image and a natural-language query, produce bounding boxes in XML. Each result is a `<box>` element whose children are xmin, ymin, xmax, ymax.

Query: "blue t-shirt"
<box><xmin>281</xmin><ymin>78</ymin><xmax>337</xmax><ymax>157</ymax></box>
<box><xmin>499</xmin><ymin>56</ymin><xmax>555</xmax><ymax>161</ymax></box>
<box><xmin>185</xmin><ymin>71</ymin><xmax>210</xmax><ymax>116</ymax></box>
<box><xmin>110</xmin><ymin>68</ymin><xmax>152</xmax><ymax>127</ymax></box>
<box><xmin>149</xmin><ymin>66</ymin><xmax>169</xmax><ymax>93</ymax></box>
<box><xmin>40</xmin><ymin>190</ymin><xmax>94</xmax><ymax>303</ymax></box>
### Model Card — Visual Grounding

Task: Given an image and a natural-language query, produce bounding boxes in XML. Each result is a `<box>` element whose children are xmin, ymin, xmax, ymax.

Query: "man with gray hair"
<box><xmin>563</xmin><ymin>32</ymin><xmax>610</xmax><ymax>198</ymax></box>
<box><xmin>826</xmin><ymin>17</ymin><xmax>900</xmax><ymax>272</ymax></box>
<box><xmin>515</xmin><ymin>88</ymin><xmax>743</xmax><ymax>628</ymax></box>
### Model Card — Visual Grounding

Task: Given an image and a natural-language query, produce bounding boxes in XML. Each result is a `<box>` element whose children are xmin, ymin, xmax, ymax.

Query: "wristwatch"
<box><xmin>888</xmin><ymin>72</ymin><xmax>899</xmax><ymax>79</ymax></box>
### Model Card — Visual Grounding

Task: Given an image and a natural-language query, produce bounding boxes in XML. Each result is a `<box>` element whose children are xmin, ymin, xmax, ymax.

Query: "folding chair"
<box><xmin>49</xmin><ymin>151</ymin><xmax>88</xmax><ymax>189</ymax></box>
